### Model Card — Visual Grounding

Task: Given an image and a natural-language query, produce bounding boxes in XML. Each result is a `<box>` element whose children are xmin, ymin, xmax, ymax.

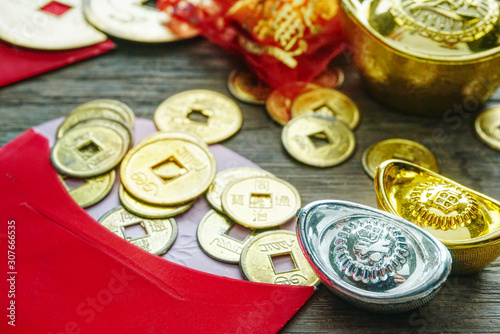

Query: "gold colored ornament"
<box><xmin>362</xmin><ymin>138</ymin><xmax>439</xmax><ymax>179</ymax></box>
<box><xmin>221</xmin><ymin>176</ymin><xmax>301</xmax><ymax>229</ymax></box>
<box><xmin>154</xmin><ymin>90</ymin><xmax>243</xmax><ymax>144</ymax></box>
<box><xmin>282</xmin><ymin>114</ymin><xmax>356</xmax><ymax>167</ymax></box>
<box><xmin>58</xmin><ymin>170</ymin><xmax>115</xmax><ymax>208</ymax></box>
<box><xmin>375</xmin><ymin>159</ymin><xmax>500</xmax><ymax>275</ymax></box>
<box><xmin>475</xmin><ymin>106</ymin><xmax>500</xmax><ymax>151</ymax></box>
<box><xmin>120</xmin><ymin>132</ymin><xmax>216</xmax><ymax>206</ymax></box>
<box><xmin>239</xmin><ymin>231</ymin><xmax>320</xmax><ymax>286</ymax></box>
<box><xmin>227</xmin><ymin>68</ymin><xmax>273</xmax><ymax>105</ymax></box>
<box><xmin>290</xmin><ymin>88</ymin><xmax>360</xmax><ymax>129</ymax></box>
<box><xmin>206</xmin><ymin>167</ymin><xmax>275</xmax><ymax>213</ymax></box>
<box><xmin>99</xmin><ymin>206</ymin><xmax>178</xmax><ymax>255</ymax></box>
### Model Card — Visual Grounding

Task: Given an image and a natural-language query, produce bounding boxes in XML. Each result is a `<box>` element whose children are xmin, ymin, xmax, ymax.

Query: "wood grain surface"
<box><xmin>1</xmin><ymin>37</ymin><xmax>500</xmax><ymax>333</ymax></box>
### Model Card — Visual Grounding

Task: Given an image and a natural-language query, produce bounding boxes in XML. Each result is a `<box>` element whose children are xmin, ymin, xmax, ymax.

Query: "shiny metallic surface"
<box><xmin>296</xmin><ymin>200</ymin><xmax>451</xmax><ymax>313</ymax></box>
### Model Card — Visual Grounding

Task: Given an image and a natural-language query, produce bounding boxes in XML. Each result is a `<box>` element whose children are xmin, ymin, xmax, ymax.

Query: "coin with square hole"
<box><xmin>0</xmin><ymin>0</ymin><xmax>107</xmax><ymax>50</ymax></box>
<box><xmin>72</xmin><ymin>99</ymin><xmax>135</xmax><ymax>128</ymax></box>
<box><xmin>58</xmin><ymin>170</ymin><xmax>115</xmax><ymax>208</ymax></box>
<box><xmin>227</xmin><ymin>68</ymin><xmax>273</xmax><ymax>105</ymax></box>
<box><xmin>154</xmin><ymin>90</ymin><xmax>243</xmax><ymax>144</ymax></box>
<box><xmin>282</xmin><ymin>114</ymin><xmax>356</xmax><ymax>167</ymax></box>
<box><xmin>99</xmin><ymin>206</ymin><xmax>178</xmax><ymax>255</ymax></box>
<box><xmin>239</xmin><ymin>231</ymin><xmax>320</xmax><ymax>286</ymax></box>
<box><xmin>221</xmin><ymin>176</ymin><xmax>301</xmax><ymax>229</ymax></box>
<box><xmin>121</xmin><ymin>134</ymin><xmax>216</xmax><ymax>205</ymax></box>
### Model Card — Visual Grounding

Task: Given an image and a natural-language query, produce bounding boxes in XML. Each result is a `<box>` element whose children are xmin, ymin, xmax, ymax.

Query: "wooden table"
<box><xmin>1</xmin><ymin>37</ymin><xmax>500</xmax><ymax>333</ymax></box>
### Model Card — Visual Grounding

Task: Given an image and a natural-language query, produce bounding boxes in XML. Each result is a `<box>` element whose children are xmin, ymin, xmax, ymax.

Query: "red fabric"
<box><xmin>0</xmin><ymin>39</ymin><xmax>115</xmax><ymax>87</ymax></box>
<box><xmin>0</xmin><ymin>130</ymin><xmax>314</xmax><ymax>333</ymax></box>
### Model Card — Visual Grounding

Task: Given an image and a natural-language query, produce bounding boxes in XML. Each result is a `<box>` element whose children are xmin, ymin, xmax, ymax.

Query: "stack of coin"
<box><xmin>51</xmin><ymin>99</ymin><xmax>135</xmax><ymax>208</ymax></box>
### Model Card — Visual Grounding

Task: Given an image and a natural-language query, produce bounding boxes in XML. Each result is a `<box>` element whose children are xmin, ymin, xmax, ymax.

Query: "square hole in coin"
<box><xmin>123</xmin><ymin>222</ymin><xmax>148</xmax><ymax>241</ymax></box>
<box><xmin>77</xmin><ymin>140</ymin><xmax>102</xmax><ymax>160</ymax></box>
<box><xmin>151</xmin><ymin>156</ymin><xmax>187</xmax><ymax>183</ymax></box>
<box><xmin>270</xmin><ymin>253</ymin><xmax>298</xmax><ymax>274</ymax></box>
<box><xmin>308</xmin><ymin>131</ymin><xmax>330</xmax><ymax>148</ymax></box>
<box><xmin>249</xmin><ymin>193</ymin><xmax>272</xmax><ymax>208</ymax></box>
<box><xmin>39</xmin><ymin>1</ymin><xmax>73</xmax><ymax>16</ymax></box>
<box><xmin>313</xmin><ymin>104</ymin><xmax>335</xmax><ymax>117</ymax></box>
<box><xmin>187</xmin><ymin>109</ymin><xmax>209</xmax><ymax>124</ymax></box>
<box><xmin>225</xmin><ymin>223</ymin><xmax>252</xmax><ymax>242</ymax></box>
<box><xmin>140</xmin><ymin>0</ymin><xmax>158</xmax><ymax>8</ymax></box>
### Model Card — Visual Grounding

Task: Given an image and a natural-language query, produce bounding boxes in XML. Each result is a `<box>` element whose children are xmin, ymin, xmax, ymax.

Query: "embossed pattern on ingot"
<box><xmin>282</xmin><ymin>114</ymin><xmax>356</xmax><ymax>167</ymax></box>
<box><xmin>154</xmin><ymin>90</ymin><xmax>243</xmax><ymax>144</ymax></box>
<box><xmin>59</xmin><ymin>170</ymin><xmax>116</xmax><ymax>208</ymax></box>
<box><xmin>99</xmin><ymin>206</ymin><xmax>178</xmax><ymax>255</ymax></box>
<box><xmin>240</xmin><ymin>231</ymin><xmax>319</xmax><ymax>286</ymax></box>
<box><xmin>221</xmin><ymin>176</ymin><xmax>301</xmax><ymax>229</ymax></box>
<box><xmin>475</xmin><ymin>106</ymin><xmax>500</xmax><ymax>151</ymax></box>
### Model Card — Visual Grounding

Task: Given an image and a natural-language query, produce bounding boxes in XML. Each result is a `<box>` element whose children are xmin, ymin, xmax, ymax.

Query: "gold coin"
<box><xmin>282</xmin><ymin>114</ymin><xmax>356</xmax><ymax>167</ymax></box>
<box><xmin>99</xmin><ymin>206</ymin><xmax>178</xmax><ymax>255</ymax></box>
<box><xmin>227</xmin><ymin>68</ymin><xmax>273</xmax><ymax>105</ymax></box>
<box><xmin>362</xmin><ymin>138</ymin><xmax>439</xmax><ymax>179</ymax></box>
<box><xmin>120</xmin><ymin>133</ymin><xmax>216</xmax><ymax>206</ymax></box>
<box><xmin>206</xmin><ymin>167</ymin><xmax>275</xmax><ymax>213</ymax></box>
<box><xmin>58</xmin><ymin>170</ymin><xmax>116</xmax><ymax>208</ymax></box>
<box><xmin>290</xmin><ymin>88</ymin><xmax>360</xmax><ymax>129</ymax></box>
<box><xmin>73</xmin><ymin>99</ymin><xmax>135</xmax><ymax>128</ymax></box>
<box><xmin>154</xmin><ymin>90</ymin><xmax>243</xmax><ymax>144</ymax></box>
<box><xmin>51</xmin><ymin>120</ymin><xmax>130</xmax><ymax>178</ymax></box>
<box><xmin>119</xmin><ymin>184</ymin><xmax>194</xmax><ymax>219</ymax></box>
<box><xmin>266</xmin><ymin>82</ymin><xmax>321</xmax><ymax>126</ymax></box>
<box><xmin>140</xmin><ymin>130</ymin><xmax>206</xmax><ymax>148</ymax></box>
<box><xmin>313</xmin><ymin>67</ymin><xmax>345</xmax><ymax>89</ymax></box>
<box><xmin>240</xmin><ymin>231</ymin><xmax>320</xmax><ymax>286</ymax></box>
<box><xmin>221</xmin><ymin>176</ymin><xmax>301</xmax><ymax>229</ymax></box>
<box><xmin>197</xmin><ymin>210</ymin><xmax>273</xmax><ymax>263</ymax></box>
<box><xmin>475</xmin><ymin>106</ymin><xmax>500</xmax><ymax>151</ymax></box>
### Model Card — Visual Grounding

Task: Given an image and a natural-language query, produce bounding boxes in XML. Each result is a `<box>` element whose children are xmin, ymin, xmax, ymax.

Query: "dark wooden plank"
<box><xmin>1</xmin><ymin>38</ymin><xmax>500</xmax><ymax>333</ymax></box>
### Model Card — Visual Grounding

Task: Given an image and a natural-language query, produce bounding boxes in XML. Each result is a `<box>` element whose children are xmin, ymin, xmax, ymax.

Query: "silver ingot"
<box><xmin>296</xmin><ymin>200</ymin><xmax>452</xmax><ymax>313</ymax></box>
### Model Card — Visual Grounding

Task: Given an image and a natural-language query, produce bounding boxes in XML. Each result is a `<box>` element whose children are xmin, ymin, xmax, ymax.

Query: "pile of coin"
<box><xmin>199</xmin><ymin>167</ymin><xmax>320</xmax><ymax>286</ymax></box>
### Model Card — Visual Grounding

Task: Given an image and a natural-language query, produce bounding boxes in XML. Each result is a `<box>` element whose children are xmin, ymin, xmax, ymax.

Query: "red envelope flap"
<box><xmin>0</xmin><ymin>130</ymin><xmax>315</xmax><ymax>333</ymax></box>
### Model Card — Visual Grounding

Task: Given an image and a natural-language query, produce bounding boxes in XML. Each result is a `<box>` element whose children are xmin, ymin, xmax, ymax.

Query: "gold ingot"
<box><xmin>221</xmin><ymin>176</ymin><xmax>301</xmax><ymax>229</ymax></box>
<box><xmin>265</xmin><ymin>82</ymin><xmax>321</xmax><ymax>126</ymax></box>
<box><xmin>120</xmin><ymin>132</ymin><xmax>216</xmax><ymax>206</ymax></box>
<box><xmin>240</xmin><ymin>231</ymin><xmax>320</xmax><ymax>286</ymax></box>
<box><xmin>58</xmin><ymin>170</ymin><xmax>115</xmax><ymax>208</ymax></box>
<box><xmin>72</xmin><ymin>99</ymin><xmax>135</xmax><ymax>128</ymax></box>
<box><xmin>227</xmin><ymin>68</ymin><xmax>273</xmax><ymax>105</ymax></box>
<box><xmin>154</xmin><ymin>90</ymin><xmax>243</xmax><ymax>144</ymax></box>
<box><xmin>282</xmin><ymin>114</ymin><xmax>356</xmax><ymax>168</ymax></box>
<box><xmin>313</xmin><ymin>67</ymin><xmax>345</xmax><ymax>90</ymax></box>
<box><xmin>375</xmin><ymin>159</ymin><xmax>500</xmax><ymax>275</ymax></box>
<box><xmin>340</xmin><ymin>0</ymin><xmax>500</xmax><ymax>115</ymax></box>
<box><xmin>362</xmin><ymin>138</ymin><xmax>439</xmax><ymax>179</ymax></box>
<box><xmin>475</xmin><ymin>106</ymin><xmax>500</xmax><ymax>151</ymax></box>
<box><xmin>290</xmin><ymin>88</ymin><xmax>360</xmax><ymax>129</ymax></box>
<box><xmin>119</xmin><ymin>184</ymin><xmax>193</xmax><ymax>219</ymax></box>
<box><xmin>99</xmin><ymin>206</ymin><xmax>178</xmax><ymax>255</ymax></box>
<box><xmin>206</xmin><ymin>167</ymin><xmax>275</xmax><ymax>213</ymax></box>
<box><xmin>51</xmin><ymin>120</ymin><xmax>130</xmax><ymax>178</ymax></box>
<box><xmin>197</xmin><ymin>210</ymin><xmax>273</xmax><ymax>263</ymax></box>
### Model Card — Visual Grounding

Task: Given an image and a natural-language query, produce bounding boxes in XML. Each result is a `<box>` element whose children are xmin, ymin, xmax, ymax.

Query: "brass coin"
<box><xmin>140</xmin><ymin>130</ymin><xmax>207</xmax><ymax>148</ymax></box>
<box><xmin>206</xmin><ymin>167</ymin><xmax>275</xmax><ymax>213</ymax></box>
<box><xmin>227</xmin><ymin>68</ymin><xmax>273</xmax><ymax>105</ymax></box>
<box><xmin>221</xmin><ymin>176</ymin><xmax>301</xmax><ymax>229</ymax></box>
<box><xmin>120</xmin><ymin>134</ymin><xmax>217</xmax><ymax>206</ymax></box>
<box><xmin>197</xmin><ymin>210</ymin><xmax>273</xmax><ymax>263</ymax></box>
<box><xmin>266</xmin><ymin>82</ymin><xmax>321</xmax><ymax>126</ymax></box>
<box><xmin>119</xmin><ymin>184</ymin><xmax>194</xmax><ymax>219</ymax></box>
<box><xmin>66</xmin><ymin>117</ymin><xmax>134</xmax><ymax>149</ymax></box>
<box><xmin>290</xmin><ymin>88</ymin><xmax>360</xmax><ymax>129</ymax></box>
<box><xmin>282</xmin><ymin>114</ymin><xmax>356</xmax><ymax>167</ymax></box>
<box><xmin>313</xmin><ymin>67</ymin><xmax>345</xmax><ymax>89</ymax></box>
<box><xmin>362</xmin><ymin>138</ymin><xmax>439</xmax><ymax>179</ymax></box>
<box><xmin>240</xmin><ymin>231</ymin><xmax>320</xmax><ymax>286</ymax></box>
<box><xmin>475</xmin><ymin>106</ymin><xmax>500</xmax><ymax>151</ymax></box>
<box><xmin>99</xmin><ymin>206</ymin><xmax>177</xmax><ymax>255</ymax></box>
<box><xmin>154</xmin><ymin>90</ymin><xmax>243</xmax><ymax>144</ymax></box>
<box><xmin>51</xmin><ymin>121</ymin><xmax>130</xmax><ymax>178</ymax></box>
<box><xmin>73</xmin><ymin>99</ymin><xmax>135</xmax><ymax>128</ymax></box>
<box><xmin>58</xmin><ymin>170</ymin><xmax>116</xmax><ymax>208</ymax></box>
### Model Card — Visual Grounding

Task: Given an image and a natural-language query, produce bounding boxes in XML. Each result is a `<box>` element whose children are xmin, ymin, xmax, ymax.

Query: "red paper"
<box><xmin>0</xmin><ymin>130</ymin><xmax>314</xmax><ymax>333</ymax></box>
<box><xmin>0</xmin><ymin>39</ymin><xmax>115</xmax><ymax>87</ymax></box>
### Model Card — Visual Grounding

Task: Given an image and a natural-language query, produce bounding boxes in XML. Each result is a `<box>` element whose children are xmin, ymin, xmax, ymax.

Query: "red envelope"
<box><xmin>0</xmin><ymin>130</ymin><xmax>314</xmax><ymax>333</ymax></box>
<box><xmin>0</xmin><ymin>40</ymin><xmax>115</xmax><ymax>87</ymax></box>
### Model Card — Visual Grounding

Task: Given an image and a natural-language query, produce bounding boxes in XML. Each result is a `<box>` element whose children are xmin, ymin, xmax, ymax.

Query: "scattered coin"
<box><xmin>227</xmin><ymin>68</ymin><xmax>273</xmax><ymax>105</ymax></box>
<box><xmin>58</xmin><ymin>170</ymin><xmax>116</xmax><ymax>208</ymax></box>
<box><xmin>154</xmin><ymin>90</ymin><xmax>243</xmax><ymax>144</ymax></box>
<box><xmin>362</xmin><ymin>138</ymin><xmax>439</xmax><ymax>179</ymax></box>
<box><xmin>282</xmin><ymin>114</ymin><xmax>356</xmax><ymax>167</ymax></box>
<box><xmin>73</xmin><ymin>99</ymin><xmax>135</xmax><ymax>128</ymax></box>
<box><xmin>313</xmin><ymin>67</ymin><xmax>345</xmax><ymax>89</ymax></box>
<box><xmin>475</xmin><ymin>106</ymin><xmax>500</xmax><ymax>151</ymax></box>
